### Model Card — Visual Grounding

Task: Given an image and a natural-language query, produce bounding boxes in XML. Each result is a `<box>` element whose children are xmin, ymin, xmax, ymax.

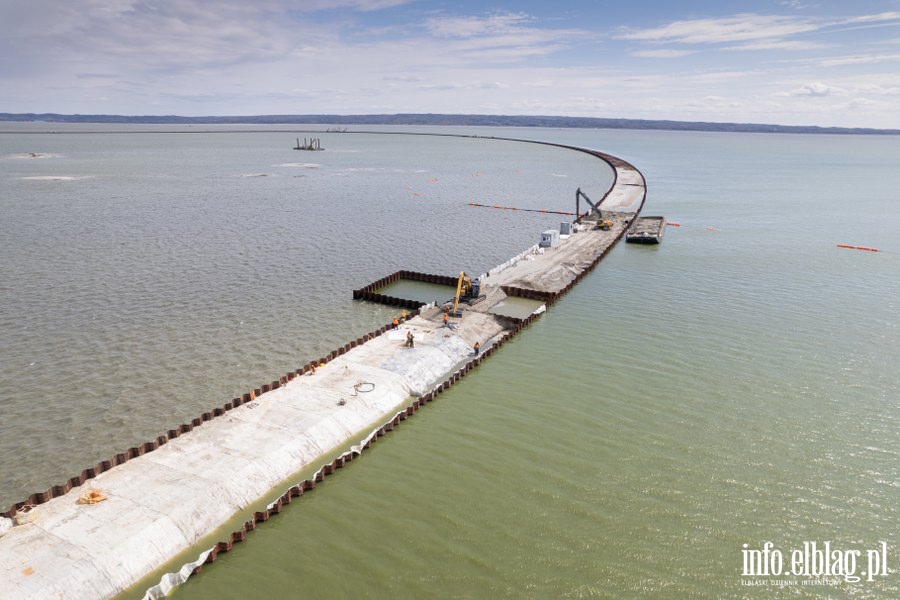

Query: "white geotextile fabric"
<box><xmin>485</xmin><ymin>243</ymin><xmax>540</xmax><ymax>278</ymax></box>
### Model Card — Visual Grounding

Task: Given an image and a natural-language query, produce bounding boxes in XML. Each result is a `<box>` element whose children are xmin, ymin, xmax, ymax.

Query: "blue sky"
<box><xmin>2</xmin><ymin>0</ymin><xmax>900</xmax><ymax>127</ymax></box>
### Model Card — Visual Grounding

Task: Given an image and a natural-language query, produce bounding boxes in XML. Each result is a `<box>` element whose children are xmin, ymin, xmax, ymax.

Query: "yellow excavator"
<box><xmin>450</xmin><ymin>271</ymin><xmax>481</xmax><ymax>317</ymax></box>
<box><xmin>576</xmin><ymin>187</ymin><xmax>613</xmax><ymax>230</ymax></box>
<box><xmin>596</xmin><ymin>215</ymin><xmax>613</xmax><ymax>231</ymax></box>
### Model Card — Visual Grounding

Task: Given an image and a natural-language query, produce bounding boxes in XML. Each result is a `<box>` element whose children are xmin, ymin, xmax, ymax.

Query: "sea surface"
<box><xmin>1</xmin><ymin>124</ymin><xmax>898</xmax><ymax>599</ymax></box>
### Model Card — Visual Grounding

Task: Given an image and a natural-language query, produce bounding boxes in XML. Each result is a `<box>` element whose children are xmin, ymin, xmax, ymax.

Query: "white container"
<box><xmin>539</xmin><ymin>229</ymin><xmax>559</xmax><ymax>248</ymax></box>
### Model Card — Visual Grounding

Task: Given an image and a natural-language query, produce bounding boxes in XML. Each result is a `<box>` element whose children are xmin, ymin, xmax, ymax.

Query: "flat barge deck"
<box><xmin>0</xmin><ymin>138</ymin><xmax>646</xmax><ymax>600</ymax></box>
<box><xmin>626</xmin><ymin>215</ymin><xmax>666</xmax><ymax>244</ymax></box>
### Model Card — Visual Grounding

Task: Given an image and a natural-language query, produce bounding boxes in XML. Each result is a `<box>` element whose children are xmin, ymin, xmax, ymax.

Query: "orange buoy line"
<box><xmin>837</xmin><ymin>244</ymin><xmax>879</xmax><ymax>252</ymax></box>
<box><xmin>668</xmin><ymin>222</ymin><xmax>681</xmax><ymax>227</ymax></box>
<box><xmin>468</xmin><ymin>202</ymin><xmax>586</xmax><ymax>216</ymax></box>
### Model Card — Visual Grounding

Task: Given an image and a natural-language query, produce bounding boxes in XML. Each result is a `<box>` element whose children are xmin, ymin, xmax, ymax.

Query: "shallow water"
<box><xmin>2</xmin><ymin>125</ymin><xmax>898</xmax><ymax>599</ymax></box>
<box><xmin>377</xmin><ymin>280</ymin><xmax>458</xmax><ymax>305</ymax></box>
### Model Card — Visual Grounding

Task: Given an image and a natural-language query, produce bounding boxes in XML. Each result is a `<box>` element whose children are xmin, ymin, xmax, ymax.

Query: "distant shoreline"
<box><xmin>2</xmin><ymin>112</ymin><xmax>899</xmax><ymax>136</ymax></box>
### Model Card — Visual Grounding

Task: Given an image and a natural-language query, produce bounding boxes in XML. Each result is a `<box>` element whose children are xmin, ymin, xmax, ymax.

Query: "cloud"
<box><xmin>687</xmin><ymin>70</ymin><xmax>767</xmax><ymax>83</ymax></box>
<box><xmin>779</xmin><ymin>0</ymin><xmax>815</xmax><ymax>9</ymax></box>
<box><xmin>782</xmin><ymin>82</ymin><xmax>846</xmax><ymax>97</ymax></box>
<box><xmin>841</xmin><ymin>11</ymin><xmax>900</xmax><ymax>24</ymax></box>
<box><xmin>424</xmin><ymin>11</ymin><xmax>535</xmax><ymax>38</ymax></box>
<box><xmin>2</xmin><ymin>2</ymin><xmax>315</xmax><ymax>75</ymax></box>
<box><xmin>413</xmin><ymin>11</ymin><xmax>585</xmax><ymax>64</ymax></box>
<box><xmin>855</xmin><ymin>83</ymin><xmax>900</xmax><ymax>96</ymax></box>
<box><xmin>683</xmin><ymin>95</ymin><xmax>743</xmax><ymax>110</ymax></box>
<box><xmin>616</xmin><ymin>11</ymin><xmax>900</xmax><ymax>48</ymax></box>
<box><xmin>631</xmin><ymin>49</ymin><xmax>696</xmax><ymax>58</ymax></box>
<box><xmin>725</xmin><ymin>40</ymin><xmax>827</xmax><ymax>51</ymax></box>
<box><xmin>616</xmin><ymin>14</ymin><xmax>818</xmax><ymax>45</ymax></box>
<box><xmin>818</xmin><ymin>53</ymin><xmax>900</xmax><ymax>67</ymax></box>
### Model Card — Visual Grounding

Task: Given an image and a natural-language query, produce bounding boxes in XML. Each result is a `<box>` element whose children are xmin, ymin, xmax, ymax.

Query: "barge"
<box><xmin>626</xmin><ymin>215</ymin><xmax>666</xmax><ymax>244</ymax></box>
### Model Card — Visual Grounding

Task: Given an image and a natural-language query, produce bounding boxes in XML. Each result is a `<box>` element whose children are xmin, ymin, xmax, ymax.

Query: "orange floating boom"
<box><xmin>836</xmin><ymin>244</ymin><xmax>879</xmax><ymax>252</ymax></box>
<box><xmin>466</xmin><ymin>203</ymin><xmax>585</xmax><ymax>216</ymax></box>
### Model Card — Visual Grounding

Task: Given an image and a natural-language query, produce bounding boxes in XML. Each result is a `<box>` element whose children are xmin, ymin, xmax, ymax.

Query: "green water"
<box><xmin>488</xmin><ymin>296</ymin><xmax>545</xmax><ymax>320</ymax></box>
<box><xmin>378</xmin><ymin>280</ymin><xmax>459</xmax><ymax>306</ymax></box>
<box><xmin>160</xmin><ymin>131</ymin><xmax>899</xmax><ymax>599</ymax></box>
<box><xmin>169</xmin><ymin>252</ymin><xmax>899</xmax><ymax>598</ymax></box>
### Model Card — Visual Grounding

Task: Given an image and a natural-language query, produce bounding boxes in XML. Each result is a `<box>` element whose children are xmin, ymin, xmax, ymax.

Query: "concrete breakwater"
<box><xmin>0</xmin><ymin>139</ymin><xmax>645</xmax><ymax>600</ymax></box>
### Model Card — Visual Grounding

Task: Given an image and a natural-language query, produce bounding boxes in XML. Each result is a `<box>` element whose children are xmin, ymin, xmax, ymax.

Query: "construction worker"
<box><xmin>401</xmin><ymin>310</ymin><xmax>407</xmax><ymax>320</ymax></box>
<box><xmin>473</xmin><ymin>341</ymin><xmax>480</xmax><ymax>356</ymax></box>
<box><xmin>392</xmin><ymin>316</ymin><xmax>399</xmax><ymax>329</ymax></box>
<box><xmin>405</xmin><ymin>331</ymin><xmax>415</xmax><ymax>348</ymax></box>
<box><xmin>442</xmin><ymin>313</ymin><xmax>449</xmax><ymax>327</ymax></box>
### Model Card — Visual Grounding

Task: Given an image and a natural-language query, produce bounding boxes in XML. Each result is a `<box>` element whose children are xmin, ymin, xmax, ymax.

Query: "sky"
<box><xmin>2</xmin><ymin>0</ymin><xmax>900</xmax><ymax>128</ymax></box>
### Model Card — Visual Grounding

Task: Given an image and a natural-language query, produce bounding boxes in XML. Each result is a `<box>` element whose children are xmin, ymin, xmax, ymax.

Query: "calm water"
<box><xmin>2</xmin><ymin>125</ymin><xmax>898</xmax><ymax>599</ymax></box>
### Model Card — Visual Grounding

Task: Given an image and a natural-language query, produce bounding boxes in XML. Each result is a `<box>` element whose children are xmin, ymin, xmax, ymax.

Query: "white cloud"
<box><xmin>818</xmin><ymin>53</ymin><xmax>900</xmax><ymax>67</ymax></box>
<box><xmin>779</xmin><ymin>1</ymin><xmax>815</xmax><ymax>9</ymax></box>
<box><xmin>616</xmin><ymin>14</ymin><xmax>818</xmax><ymax>45</ymax></box>
<box><xmin>855</xmin><ymin>83</ymin><xmax>900</xmax><ymax>96</ymax></box>
<box><xmin>617</xmin><ymin>11</ymin><xmax>900</xmax><ymax>48</ymax></box>
<box><xmin>424</xmin><ymin>11</ymin><xmax>535</xmax><ymax>38</ymax></box>
<box><xmin>687</xmin><ymin>70</ymin><xmax>766</xmax><ymax>83</ymax></box>
<box><xmin>416</xmin><ymin>11</ymin><xmax>584</xmax><ymax>64</ymax></box>
<box><xmin>841</xmin><ymin>11</ymin><xmax>900</xmax><ymax>24</ymax></box>
<box><xmin>782</xmin><ymin>82</ymin><xmax>847</xmax><ymax>97</ymax></box>
<box><xmin>725</xmin><ymin>40</ymin><xmax>827</xmax><ymax>51</ymax></box>
<box><xmin>631</xmin><ymin>49</ymin><xmax>696</xmax><ymax>58</ymax></box>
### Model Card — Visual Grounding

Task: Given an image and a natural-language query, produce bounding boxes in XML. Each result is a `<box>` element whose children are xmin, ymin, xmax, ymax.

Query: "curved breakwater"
<box><xmin>0</xmin><ymin>136</ymin><xmax>646</xmax><ymax>600</ymax></box>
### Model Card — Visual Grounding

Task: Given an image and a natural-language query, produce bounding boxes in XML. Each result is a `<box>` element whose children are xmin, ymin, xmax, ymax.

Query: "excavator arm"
<box><xmin>451</xmin><ymin>272</ymin><xmax>472</xmax><ymax>316</ymax></box>
<box><xmin>576</xmin><ymin>188</ymin><xmax>613</xmax><ymax>230</ymax></box>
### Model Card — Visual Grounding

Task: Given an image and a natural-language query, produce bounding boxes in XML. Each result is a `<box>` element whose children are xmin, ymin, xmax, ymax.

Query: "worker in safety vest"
<box><xmin>406</xmin><ymin>331</ymin><xmax>415</xmax><ymax>348</ymax></box>
<box><xmin>392</xmin><ymin>317</ymin><xmax>399</xmax><ymax>329</ymax></box>
<box><xmin>442</xmin><ymin>314</ymin><xmax>449</xmax><ymax>327</ymax></box>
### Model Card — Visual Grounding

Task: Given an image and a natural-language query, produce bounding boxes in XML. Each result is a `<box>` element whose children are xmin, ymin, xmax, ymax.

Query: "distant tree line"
<box><xmin>1</xmin><ymin>112</ymin><xmax>897</xmax><ymax>135</ymax></box>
